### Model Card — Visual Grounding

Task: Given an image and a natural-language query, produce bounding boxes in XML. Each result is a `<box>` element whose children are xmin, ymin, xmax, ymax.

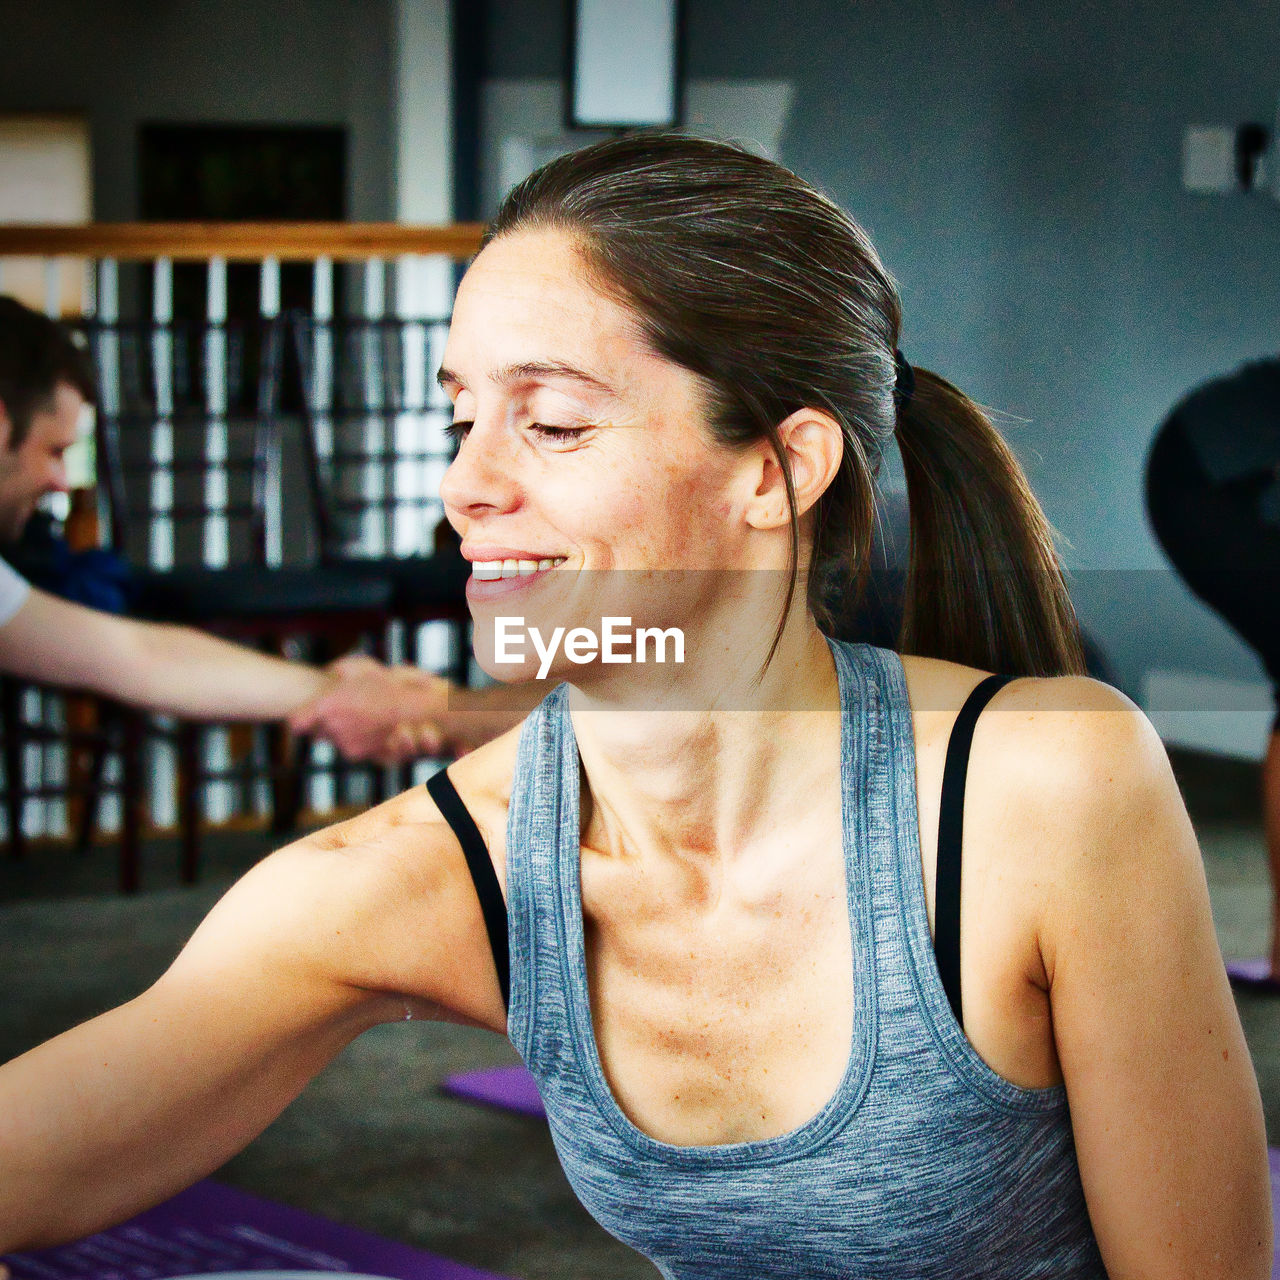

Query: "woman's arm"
<box><xmin>0</xmin><ymin>787</ymin><xmax>503</xmax><ymax>1251</ymax></box>
<box><xmin>1004</xmin><ymin>679</ymin><xmax>1270</xmax><ymax>1278</ymax></box>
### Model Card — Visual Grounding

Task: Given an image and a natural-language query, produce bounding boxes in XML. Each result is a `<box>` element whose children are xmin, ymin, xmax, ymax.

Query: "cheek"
<box><xmin>628</xmin><ymin>465</ymin><xmax>739</xmax><ymax>559</ymax></box>
<box><xmin>664</xmin><ymin>458</ymin><xmax>738</xmax><ymax>528</ymax></box>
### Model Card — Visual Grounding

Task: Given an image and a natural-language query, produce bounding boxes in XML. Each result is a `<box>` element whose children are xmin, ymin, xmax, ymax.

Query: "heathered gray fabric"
<box><xmin>505</xmin><ymin>641</ymin><xmax>1106</xmax><ymax>1279</ymax></box>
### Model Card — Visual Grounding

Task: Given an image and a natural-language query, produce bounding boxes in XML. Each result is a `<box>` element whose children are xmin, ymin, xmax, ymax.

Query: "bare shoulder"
<box><xmin>962</xmin><ymin>673</ymin><xmax>1207</xmax><ymax>986</ymax></box>
<box><xmin>972</xmin><ymin>674</ymin><xmax>1178</xmax><ymax>845</ymax></box>
<box><xmin>170</xmin><ymin>736</ymin><xmax>528</xmax><ymax>1032</ymax></box>
<box><xmin>304</xmin><ymin>717</ymin><xmax>524</xmax><ymax>877</ymax></box>
<box><xmin>902</xmin><ymin>654</ymin><xmax>1169</xmax><ymax>819</ymax></box>
<box><xmin>900</xmin><ymin>655</ymin><xmax>1190</xmax><ymax>927</ymax></box>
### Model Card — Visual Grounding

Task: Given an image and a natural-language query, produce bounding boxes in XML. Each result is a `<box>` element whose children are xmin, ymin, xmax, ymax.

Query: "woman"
<box><xmin>0</xmin><ymin>136</ymin><xmax>1269</xmax><ymax>1278</ymax></box>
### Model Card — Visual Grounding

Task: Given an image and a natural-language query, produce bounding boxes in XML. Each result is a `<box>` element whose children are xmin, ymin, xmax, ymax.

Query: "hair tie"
<box><xmin>893</xmin><ymin>349</ymin><xmax>915</xmax><ymax>408</ymax></box>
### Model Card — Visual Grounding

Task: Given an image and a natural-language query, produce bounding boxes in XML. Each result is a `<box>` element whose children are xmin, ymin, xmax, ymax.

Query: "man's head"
<box><xmin>0</xmin><ymin>296</ymin><xmax>97</xmax><ymax>542</ymax></box>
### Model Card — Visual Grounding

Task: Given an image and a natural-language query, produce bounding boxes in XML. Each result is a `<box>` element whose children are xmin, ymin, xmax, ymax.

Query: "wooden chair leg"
<box><xmin>269</xmin><ymin>722</ymin><xmax>303</xmax><ymax>834</ymax></box>
<box><xmin>367</xmin><ymin>627</ymin><xmax>392</xmax><ymax>804</ymax></box>
<box><xmin>118</xmin><ymin>708</ymin><xmax>145</xmax><ymax>894</ymax></box>
<box><xmin>75</xmin><ymin>732</ymin><xmax>111</xmax><ymax>855</ymax></box>
<box><xmin>64</xmin><ymin>693</ymin><xmax>98</xmax><ymax>851</ymax></box>
<box><xmin>178</xmin><ymin>722</ymin><xmax>201</xmax><ymax>885</ymax></box>
<box><xmin>449</xmin><ymin>617</ymin><xmax>471</xmax><ymax>686</ymax></box>
<box><xmin>2</xmin><ymin>679</ymin><xmax>26</xmax><ymax>860</ymax></box>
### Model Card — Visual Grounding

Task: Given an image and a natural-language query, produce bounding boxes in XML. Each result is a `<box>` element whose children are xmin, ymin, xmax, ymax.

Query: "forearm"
<box><xmin>0</xmin><ymin>1001</ymin><xmax>233</xmax><ymax>1250</ymax></box>
<box><xmin>0</xmin><ymin>980</ymin><xmax>379</xmax><ymax>1252</ymax></box>
<box><xmin>0</xmin><ymin>591</ymin><xmax>329</xmax><ymax>724</ymax></box>
<box><xmin>119</xmin><ymin>622</ymin><xmax>328</xmax><ymax>721</ymax></box>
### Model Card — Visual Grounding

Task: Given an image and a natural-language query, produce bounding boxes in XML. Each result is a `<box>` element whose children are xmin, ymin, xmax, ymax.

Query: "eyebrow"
<box><xmin>435</xmin><ymin>360</ymin><xmax>617</xmax><ymax>397</ymax></box>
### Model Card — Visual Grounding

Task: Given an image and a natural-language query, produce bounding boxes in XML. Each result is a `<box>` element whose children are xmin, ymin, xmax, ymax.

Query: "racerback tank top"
<box><xmin>502</xmin><ymin>640</ymin><xmax>1106</xmax><ymax>1279</ymax></box>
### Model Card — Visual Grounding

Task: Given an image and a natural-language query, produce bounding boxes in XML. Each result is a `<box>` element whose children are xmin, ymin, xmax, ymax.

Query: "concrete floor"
<box><xmin>0</xmin><ymin>748</ymin><xmax>1277</xmax><ymax>1279</ymax></box>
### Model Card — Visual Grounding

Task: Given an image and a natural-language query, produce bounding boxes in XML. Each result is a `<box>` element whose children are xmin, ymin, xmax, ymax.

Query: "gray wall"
<box><xmin>0</xmin><ymin>0</ymin><xmax>395</xmax><ymax>220</ymax></box>
<box><xmin>4</xmin><ymin>0</ymin><xmax>1278</xmax><ymax>706</ymax></box>
<box><xmin>484</xmin><ymin>0</ymin><xmax>1280</xmax><ymax>703</ymax></box>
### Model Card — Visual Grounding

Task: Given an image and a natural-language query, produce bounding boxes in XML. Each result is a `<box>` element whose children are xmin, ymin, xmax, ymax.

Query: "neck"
<box><xmin>568</xmin><ymin>614</ymin><xmax>841</xmax><ymax>872</ymax></box>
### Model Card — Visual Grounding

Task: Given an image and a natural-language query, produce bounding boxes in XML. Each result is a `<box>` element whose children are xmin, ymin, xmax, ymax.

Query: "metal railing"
<box><xmin>0</xmin><ymin>222</ymin><xmax>484</xmax><ymax>845</ymax></box>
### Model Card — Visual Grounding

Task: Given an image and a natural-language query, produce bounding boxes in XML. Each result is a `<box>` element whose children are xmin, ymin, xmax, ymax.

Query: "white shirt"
<box><xmin>0</xmin><ymin>557</ymin><xmax>32</xmax><ymax>627</ymax></box>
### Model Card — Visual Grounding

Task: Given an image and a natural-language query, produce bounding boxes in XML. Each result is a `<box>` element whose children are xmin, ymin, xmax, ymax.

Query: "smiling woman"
<box><xmin>0</xmin><ymin>136</ymin><xmax>1270</xmax><ymax>1280</ymax></box>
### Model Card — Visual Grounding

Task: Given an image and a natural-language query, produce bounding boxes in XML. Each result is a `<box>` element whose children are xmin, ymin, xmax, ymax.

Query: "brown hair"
<box><xmin>487</xmin><ymin>134</ymin><xmax>1083</xmax><ymax>678</ymax></box>
<box><xmin>0</xmin><ymin>295</ymin><xmax>97</xmax><ymax>449</ymax></box>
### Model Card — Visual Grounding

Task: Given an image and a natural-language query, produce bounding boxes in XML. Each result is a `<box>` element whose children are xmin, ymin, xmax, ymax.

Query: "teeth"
<box><xmin>471</xmin><ymin>557</ymin><xmax>566</xmax><ymax>580</ymax></box>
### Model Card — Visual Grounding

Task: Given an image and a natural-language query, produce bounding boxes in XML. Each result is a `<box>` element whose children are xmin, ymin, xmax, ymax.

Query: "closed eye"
<box><xmin>529</xmin><ymin>423</ymin><xmax>590</xmax><ymax>442</ymax></box>
<box><xmin>444</xmin><ymin>421</ymin><xmax>593</xmax><ymax>445</ymax></box>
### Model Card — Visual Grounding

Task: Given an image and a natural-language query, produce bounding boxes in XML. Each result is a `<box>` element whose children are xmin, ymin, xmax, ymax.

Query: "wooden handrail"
<box><xmin>0</xmin><ymin>222</ymin><xmax>487</xmax><ymax>261</ymax></box>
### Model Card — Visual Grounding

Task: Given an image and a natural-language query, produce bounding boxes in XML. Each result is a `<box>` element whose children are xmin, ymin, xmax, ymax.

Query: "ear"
<box><xmin>743</xmin><ymin>407</ymin><xmax>844</xmax><ymax>531</ymax></box>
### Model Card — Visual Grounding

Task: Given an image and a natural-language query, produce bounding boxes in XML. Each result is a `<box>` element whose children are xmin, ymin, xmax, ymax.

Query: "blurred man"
<box><xmin>0</xmin><ymin>295</ymin><xmax>406</xmax><ymax>748</ymax></box>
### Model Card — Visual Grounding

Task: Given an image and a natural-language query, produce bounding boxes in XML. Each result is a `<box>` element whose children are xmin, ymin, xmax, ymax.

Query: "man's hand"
<box><xmin>288</xmin><ymin>655</ymin><xmax>456</xmax><ymax>763</ymax></box>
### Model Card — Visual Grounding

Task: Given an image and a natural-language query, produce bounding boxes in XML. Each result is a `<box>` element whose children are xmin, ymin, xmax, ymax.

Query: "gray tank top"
<box><xmin>504</xmin><ymin>640</ymin><xmax>1106</xmax><ymax>1279</ymax></box>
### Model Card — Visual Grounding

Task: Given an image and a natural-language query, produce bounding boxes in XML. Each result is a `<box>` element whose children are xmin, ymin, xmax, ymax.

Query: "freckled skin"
<box><xmin>438</xmin><ymin>230</ymin><xmax>775</xmax><ymax>693</ymax></box>
<box><xmin>440</xmin><ymin>230</ymin><xmax>743</xmax><ymax>572</ymax></box>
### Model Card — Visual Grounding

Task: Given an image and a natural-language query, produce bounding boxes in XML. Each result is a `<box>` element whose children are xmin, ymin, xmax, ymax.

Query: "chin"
<box><xmin>476</xmin><ymin>659</ymin><xmax>563</xmax><ymax>688</ymax></box>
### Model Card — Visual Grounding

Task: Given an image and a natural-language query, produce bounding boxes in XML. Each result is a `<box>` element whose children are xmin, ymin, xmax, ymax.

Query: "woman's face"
<box><xmin>438</xmin><ymin>228</ymin><xmax>768</xmax><ymax>681</ymax></box>
<box><xmin>439</xmin><ymin>227</ymin><xmax>749</xmax><ymax>573</ymax></box>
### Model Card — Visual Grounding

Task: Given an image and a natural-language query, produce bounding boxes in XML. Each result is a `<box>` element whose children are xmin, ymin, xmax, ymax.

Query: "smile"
<box><xmin>470</xmin><ymin>557</ymin><xmax>567</xmax><ymax>581</ymax></box>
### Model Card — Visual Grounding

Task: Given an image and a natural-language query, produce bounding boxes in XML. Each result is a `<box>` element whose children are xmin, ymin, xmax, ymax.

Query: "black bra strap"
<box><xmin>426</xmin><ymin>768</ymin><xmax>510</xmax><ymax>1010</ymax></box>
<box><xmin>934</xmin><ymin>674</ymin><xmax>1012</xmax><ymax>1029</ymax></box>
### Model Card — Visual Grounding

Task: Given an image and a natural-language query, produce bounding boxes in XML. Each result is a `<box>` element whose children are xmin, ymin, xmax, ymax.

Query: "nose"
<box><xmin>439</xmin><ymin>422</ymin><xmax>522</xmax><ymax>523</ymax></box>
<box><xmin>46</xmin><ymin>460</ymin><xmax>69</xmax><ymax>496</ymax></box>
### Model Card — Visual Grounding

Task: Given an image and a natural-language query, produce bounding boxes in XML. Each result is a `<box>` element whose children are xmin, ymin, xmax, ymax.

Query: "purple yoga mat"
<box><xmin>8</xmin><ymin>1138</ymin><xmax>1272</xmax><ymax>1274</ymax></box>
<box><xmin>441</xmin><ymin>1065</ymin><xmax>546</xmax><ymax>1119</ymax></box>
<box><xmin>3</xmin><ymin>1178</ymin><xmax>512</xmax><ymax>1280</ymax></box>
<box><xmin>1227</xmin><ymin>957</ymin><xmax>1280</xmax><ymax>992</ymax></box>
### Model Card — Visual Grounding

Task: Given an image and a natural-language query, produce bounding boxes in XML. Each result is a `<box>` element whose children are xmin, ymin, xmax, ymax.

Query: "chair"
<box><xmin>81</xmin><ymin>313</ymin><xmax>396</xmax><ymax>882</ymax></box>
<box><xmin>0</xmin><ymin>677</ymin><xmax>147</xmax><ymax>891</ymax></box>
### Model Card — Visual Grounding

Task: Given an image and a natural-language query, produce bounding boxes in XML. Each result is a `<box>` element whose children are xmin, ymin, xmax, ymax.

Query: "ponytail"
<box><xmin>892</xmin><ymin>368</ymin><xmax>1085</xmax><ymax>678</ymax></box>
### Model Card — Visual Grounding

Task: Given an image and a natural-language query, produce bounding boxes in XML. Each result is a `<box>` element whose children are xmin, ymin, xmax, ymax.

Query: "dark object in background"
<box><xmin>1171</xmin><ymin>358</ymin><xmax>1280</xmax><ymax>520</ymax></box>
<box><xmin>139</xmin><ymin>122</ymin><xmax>347</xmax><ymax>414</ymax></box>
<box><xmin>139</xmin><ymin>122</ymin><xmax>345</xmax><ymax>327</ymax></box>
<box><xmin>6</xmin><ymin>511</ymin><xmax>132</xmax><ymax>615</ymax></box>
<box><xmin>1146</xmin><ymin>358</ymin><xmax>1280</xmax><ymax>720</ymax></box>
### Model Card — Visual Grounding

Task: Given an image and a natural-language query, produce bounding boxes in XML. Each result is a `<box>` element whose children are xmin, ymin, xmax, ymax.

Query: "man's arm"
<box><xmin>0</xmin><ymin>583</ymin><xmax>539</xmax><ymax>758</ymax></box>
<box><xmin>0</xmin><ymin>585</ymin><xmax>328</xmax><ymax>721</ymax></box>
